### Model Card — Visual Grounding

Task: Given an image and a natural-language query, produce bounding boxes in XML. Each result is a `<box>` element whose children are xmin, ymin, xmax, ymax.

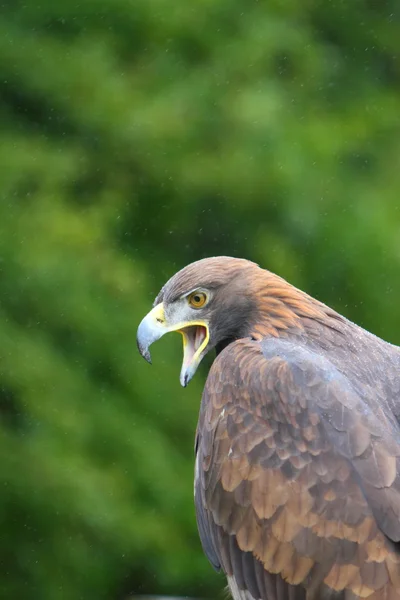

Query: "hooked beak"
<box><xmin>137</xmin><ymin>303</ymin><xmax>210</xmax><ymax>387</ymax></box>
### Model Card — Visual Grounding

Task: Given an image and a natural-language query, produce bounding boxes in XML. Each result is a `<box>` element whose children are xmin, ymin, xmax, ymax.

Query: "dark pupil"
<box><xmin>193</xmin><ymin>295</ymin><xmax>201</xmax><ymax>303</ymax></box>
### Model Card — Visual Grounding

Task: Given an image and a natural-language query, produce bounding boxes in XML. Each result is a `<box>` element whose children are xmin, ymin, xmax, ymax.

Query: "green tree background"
<box><xmin>1</xmin><ymin>1</ymin><xmax>400</xmax><ymax>598</ymax></box>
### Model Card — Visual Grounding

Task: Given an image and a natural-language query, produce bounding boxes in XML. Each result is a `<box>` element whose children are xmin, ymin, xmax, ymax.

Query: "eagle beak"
<box><xmin>137</xmin><ymin>303</ymin><xmax>168</xmax><ymax>364</ymax></box>
<box><xmin>137</xmin><ymin>303</ymin><xmax>209</xmax><ymax>387</ymax></box>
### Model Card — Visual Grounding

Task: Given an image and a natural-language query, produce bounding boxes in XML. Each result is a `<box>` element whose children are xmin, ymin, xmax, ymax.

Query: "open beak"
<box><xmin>137</xmin><ymin>303</ymin><xmax>209</xmax><ymax>387</ymax></box>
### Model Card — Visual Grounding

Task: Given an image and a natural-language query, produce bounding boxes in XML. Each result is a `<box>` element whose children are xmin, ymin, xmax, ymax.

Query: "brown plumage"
<box><xmin>137</xmin><ymin>256</ymin><xmax>400</xmax><ymax>600</ymax></box>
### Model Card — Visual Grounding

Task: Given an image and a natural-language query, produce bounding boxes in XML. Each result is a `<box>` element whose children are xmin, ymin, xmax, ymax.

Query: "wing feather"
<box><xmin>195</xmin><ymin>338</ymin><xmax>400</xmax><ymax>599</ymax></box>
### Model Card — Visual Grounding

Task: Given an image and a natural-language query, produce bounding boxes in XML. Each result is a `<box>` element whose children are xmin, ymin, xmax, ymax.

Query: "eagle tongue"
<box><xmin>195</xmin><ymin>325</ymin><xmax>206</xmax><ymax>350</ymax></box>
<box><xmin>182</xmin><ymin>326</ymin><xmax>205</xmax><ymax>369</ymax></box>
<box><xmin>179</xmin><ymin>325</ymin><xmax>208</xmax><ymax>387</ymax></box>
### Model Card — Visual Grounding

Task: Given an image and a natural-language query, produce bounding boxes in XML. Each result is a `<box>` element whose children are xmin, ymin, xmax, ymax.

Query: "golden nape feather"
<box><xmin>137</xmin><ymin>257</ymin><xmax>400</xmax><ymax>600</ymax></box>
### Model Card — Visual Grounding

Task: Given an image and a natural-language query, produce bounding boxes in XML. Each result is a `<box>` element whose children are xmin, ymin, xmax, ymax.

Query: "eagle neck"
<box><xmin>246</xmin><ymin>270</ymin><xmax>346</xmax><ymax>342</ymax></box>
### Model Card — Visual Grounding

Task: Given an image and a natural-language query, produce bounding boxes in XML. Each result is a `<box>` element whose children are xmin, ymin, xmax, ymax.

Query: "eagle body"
<box><xmin>137</xmin><ymin>257</ymin><xmax>400</xmax><ymax>600</ymax></box>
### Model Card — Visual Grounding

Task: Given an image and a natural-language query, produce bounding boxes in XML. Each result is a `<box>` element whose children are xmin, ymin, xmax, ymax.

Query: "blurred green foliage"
<box><xmin>1</xmin><ymin>0</ymin><xmax>400</xmax><ymax>598</ymax></box>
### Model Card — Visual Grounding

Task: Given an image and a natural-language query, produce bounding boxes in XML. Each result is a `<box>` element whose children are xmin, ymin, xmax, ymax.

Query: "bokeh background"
<box><xmin>1</xmin><ymin>1</ymin><xmax>400</xmax><ymax>598</ymax></box>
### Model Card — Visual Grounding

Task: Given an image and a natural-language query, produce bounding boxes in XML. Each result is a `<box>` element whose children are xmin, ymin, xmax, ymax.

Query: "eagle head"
<box><xmin>137</xmin><ymin>256</ymin><xmax>260</xmax><ymax>386</ymax></box>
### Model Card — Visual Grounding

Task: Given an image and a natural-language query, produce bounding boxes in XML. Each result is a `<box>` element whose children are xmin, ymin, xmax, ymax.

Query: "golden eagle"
<box><xmin>137</xmin><ymin>256</ymin><xmax>400</xmax><ymax>600</ymax></box>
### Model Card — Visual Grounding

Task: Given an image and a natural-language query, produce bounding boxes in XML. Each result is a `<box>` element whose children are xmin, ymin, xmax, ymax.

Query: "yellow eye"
<box><xmin>188</xmin><ymin>291</ymin><xmax>207</xmax><ymax>308</ymax></box>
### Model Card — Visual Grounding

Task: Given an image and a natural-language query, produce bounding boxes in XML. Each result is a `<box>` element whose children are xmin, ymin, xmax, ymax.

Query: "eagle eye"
<box><xmin>188</xmin><ymin>291</ymin><xmax>208</xmax><ymax>309</ymax></box>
